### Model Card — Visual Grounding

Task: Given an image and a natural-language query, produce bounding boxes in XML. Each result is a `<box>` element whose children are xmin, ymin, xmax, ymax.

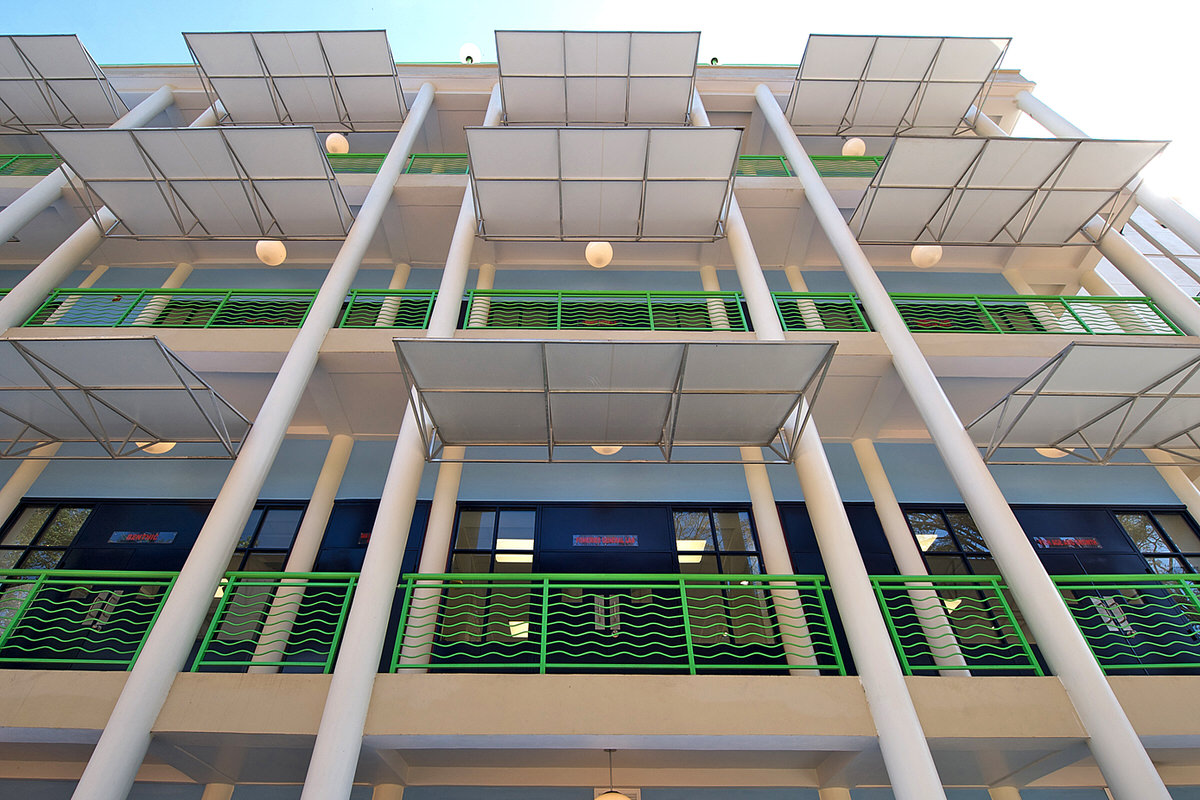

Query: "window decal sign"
<box><xmin>1033</xmin><ymin>536</ymin><xmax>1101</xmax><ymax>549</ymax></box>
<box><xmin>108</xmin><ymin>531</ymin><xmax>178</xmax><ymax>544</ymax></box>
<box><xmin>572</xmin><ymin>534</ymin><xmax>638</xmax><ymax>547</ymax></box>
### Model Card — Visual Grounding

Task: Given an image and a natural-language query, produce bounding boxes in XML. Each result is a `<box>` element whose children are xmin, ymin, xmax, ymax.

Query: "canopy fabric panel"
<box><xmin>184</xmin><ymin>31</ymin><xmax>407</xmax><ymax>131</ymax></box>
<box><xmin>848</xmin><ymin>137</ymin><xmax>1168</xmax><ymax>246</ymax></box>
<box><xmin>0</xmin><ymin>338</ymin><xmax>251</xmax><ymax>459</ymax></box>
<box><xmin>968</xmin><ymin>343</ymin><xmax>1200</xmax><ymax>466</ymax></box>
<box><xmin>0</xmin><ymin>35</ymin><xmax>127</xmax><ymax>134</ymax></box>
<box><xmin>466</xmin><ymin>126</ymin><xmax>741</xmax><ymax>241</ymax></box>
<box><xmin>393</xmin><ymin>339</ymin><xmax>835</xmax><ymax>464</ymax></box>
<box><xmin>785</xmin><ymin>35</ymin><xmax>1009</xmax><ymax>136</ymax></box>
<box><xmin>495</xmin><ymin>31</ymin><xmax>699</xmax><ymax>125</ymax></box>
<box><xmin>44</xmin><ymin>126</ymin><xmax>355</xmax><ymax>240</ymax></box>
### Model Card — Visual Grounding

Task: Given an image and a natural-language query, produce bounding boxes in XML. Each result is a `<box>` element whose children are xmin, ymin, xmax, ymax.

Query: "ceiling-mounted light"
<box><xmin>585</xmin><ymin>241</ymin><xmax>613</xmax><ymax>269</ymax></box>
<box><xmin>255</xmin><ymin>239</ymin><xmax>287</xmax><ymax>266</ymax></box>
<box><xmin>324</xmin><ymin>132</ymin><xmax>349</xmax><ymax>154</ymax></box>
<box><xmin>841</xmin><ymin>137</ymin><xmax>866</xmax><ymax>157</ymax></box>
<box><xmin>459</xmin><ymin>43</ymin><xmax>482</xmax><ymax>64</ymax></box>
<box><xmin>1035</xmin><ymin>447</ymin><xmax>1074</xmax><ymax>459</ymax></box>
<box><xmin>597</xmin><ymin>750</ymin><xmax>633</xmax><ymax>800</ymax></box>
<box><xmin>136</xmin><ymin>441</ymin><xmax>176</xmax><ymax>455</ymax></box>
<box><xmin>591</xmin><ymin>445</ymin><xmax>622</xmax><ymax>456</ymax></box>
<box><xmin>910</xmin><ymin>244</ymin><xmax>943</xmax><ymax>269</ymax></box>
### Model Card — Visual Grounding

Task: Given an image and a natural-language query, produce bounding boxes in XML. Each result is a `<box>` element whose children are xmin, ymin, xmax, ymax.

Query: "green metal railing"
<box><xmin>463</xmin><ymin>290</ymin><xmax>748</xmax><ymax>331</ymax></box>
<box><xmin>0</xmin><ymin>570</ymin><xmax>177</xmax><ymax>669</ymax></box>
<box><xmin>809</xmin><ymin>155</ymin><xmax>886</xmax><ymax>177</ymax></box>
<box><xmin>405</xmin><ymin>153</ymin><xmax>470</xmax><ymax>174</ymax></box>
<box><xmin>772</xmin><ymin>292</ymin><xmax>871</xmax><ymax>332</ymax></box>
<box><xmin>1053</xmin><ymin>575</ymin><xmax>1200</xmax><ymax>673</ymax></box>
<box><xmin>736</xmin><ymin>155</ymin><xmax>792</xmax><ymax>177</ymax></box>
<box><xmin>24</xmin><ymin>289</ymin><xmax>319</xmax><ymax>328</ymax></box>
<box><xmin>392</xmin><ymin>573</ymin><xmax>843</xmax><ymax>675</ymax></box>
<box><xmin>326</xmin><ymin>153</ymin><xmax>387</xmax><ymax>173</ymax></box>
<box><xmin>872</xmin><ymin>575</ymin><xmax>1043</xmax><ymax>675</ymax></box>
<box><xmin>0</xmin><ymin>154</ymin><xmax>63</xmax><ymax>177</ymax></box>
<box><xmin>339</xmin><ymin>290</ymin><xmax>438</xmax><ymax>328</ymax></box>
<box><xmin>192</xmin><ymin>572</ymin><xmax>358</xmax><ymax>673</ymax></box>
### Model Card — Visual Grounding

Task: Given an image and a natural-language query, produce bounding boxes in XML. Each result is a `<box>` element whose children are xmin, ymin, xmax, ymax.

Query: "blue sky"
<box><xmin>8</xmin><ymin>0</ymin><xmax>1200</xmax><ymax>205</ymax></box>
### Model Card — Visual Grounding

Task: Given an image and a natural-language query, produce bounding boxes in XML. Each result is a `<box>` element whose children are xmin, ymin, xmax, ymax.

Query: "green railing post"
<box><xmin>390</xmin><ymin>576</ymin><xmax>416</xmax><ymax>672</ymax></box>
<box><xmin>203</xmin><ymin>290</ymin><xmax>236</xmax><ymax>329</ymax></box>
<box><xmin>677</xmin><ymin>577</ymin><xmax>698</xmax><ymax>675</ymax></box>
<box><xmin>324</xmin><ymin>575</ymin><xmax>359</xmax><ymax>674</ymax></box>
<box><xmin>645</xmin><ymin>292</ymin><xmax>656</xmax><ymax>332</ymax></box>
<box><xmin>112</xmin><ymin>290</ymin><xmax>150</xmax><ymax>327</ymax></box>
<box><xmin>127</xmin><ymin>572</ymin><xmax>179</xmax><ymax>670</ymax></box>
<box><xmin>464</xmin><ymin>291</ymin><xmax>477</xmax><ymax>328</ymax></box>
<box><xmin>338</xmin><ymin>291</ymin><xmax>358</xmax><ymax>328</ymax></box>
<box><xmin>987</xmin><ymin>575</ymin><xmax>1044</xmax><ymax>676</ymax></box>
<box><xmin>538</xmin><ymin>577</ymin><xmax>550</xmax><ymax>675</ymax></box>
<box><xmin>23</xmin><ymin>291</ymin><xmax>62</xmax><ymax>326</ymax></box>
<box><xmin>0</xmin><ymin>571</ymin><xmax>49</xmax><ymax>652</ymax></box>
<box><xmin>0</xmin><ymin>155</ymin><xmax>18</xmax><ymax>174</ymax></box>
<box><xmin>871</xmin><ymin>577</ymin><xmax>916</xmax><ymax>676</ymax></box>
<box><xmin>812</xmin><ymin>578</ymin><xmax>845</xmax><ymax>675</ymax></box>
<box><xmin>972</xmin><ymin>297</ymin><xmax>1005</xmax><ymax>334</ymax></box>
<box><xmin>190</xmin><ymin>574</ymin><xmax>237</xmax><ymax>671</ymax></box>
<box><xmin>1059</xmin><ymin>298</ymin><xmax>1096</xmax><ymax>335</ymax></box>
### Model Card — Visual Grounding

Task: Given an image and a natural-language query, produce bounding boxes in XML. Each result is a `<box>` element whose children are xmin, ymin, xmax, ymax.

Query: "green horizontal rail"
<box><xmin>871</xmin><ymin>575</ymin><xmax>1043</xmax><ymax>676</ymax></box>
<box><xmin>0</xmin><ymin>569</ymin><xmax>178</xmax><ymax>669</ymax></box>
<box><xmin>405</xmin><ymin>153</ymin><xmax>470</xmax><ymax>174</ymax></box>
<box><xmin>808</xmin><ymin>155</ymin><xmax>885</xmax><ymax>177</ymax></box>
<box><xmin>392</xmin><ymin>573</ymin><xmax>843</xmax><ymax>675</ymax></box>
<box><xmin>24</xmin><ymin>289</ymin><xmax>319</xmax><ymax>328</ymax></box>
<box><xmin>339</xmin><ymin>290</ymin><xmax>438</xmax><ymax>328</ymax></box>
<box><xmin>192</xmin><ymin>572</ymin><xmax>359</xmax><ymax>673</ymax></box>
<box><xmin>0</xmin><ymin>154</ymin><xmax>63</xmax><ymax>177</ymax></box>
<box><xmin>1053</xmin><ymin>575</ymin><xmax>1200</xmax><ymax>673</ymax></box>
<box><xmin>772</xmin><ymin>292</ymin><xmax>871</xmax><ymax>332</ymax></box>
<box><xmin>463</xmin><ymin>290</ymin><xmax>748</xmax><ymax>332</ymax></box>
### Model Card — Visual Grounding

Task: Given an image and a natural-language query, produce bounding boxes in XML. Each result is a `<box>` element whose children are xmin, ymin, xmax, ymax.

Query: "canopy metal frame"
<box><xmin>968</xmin><ymin>342</ymin><xmax>1200</xmax><ymax>466</ymax></box>
<box><xmin>0</xmin><ymin>338</ymin><xmax>251</xmax><ymax>460</ymax></box>
<box><xmin>850</xmin><ymin>136</ymin><xmax>1167</xmax><ymax>246</ymax></box>
<box><xmin>393</xmin><ymin>339</ymin><xmax>835</xmax><ymax>465</ymax></box>
<box><xmin>495</xmin><ymin>30</ymin><xmax>700</xmax><ymax>126</ymax></box>
<box><xmin>784</xmin><ymin>35</ymin><xmax>1010</xmax><ymax>137</ymax></box>
<box><xmin>184</xmin><ymin>30</ymin><xmax>408</xmax><ymax>131</ymax></box>
<box><xmin>466</xmin><ymin>126</ymin><xmax>742</xmax><ymax>242</ymax></box>
<box><xmin>46</xmin><ymin>126</ymin><xmax>355</xmax><ymax>241</ymax></box>
<box><xmin>0</xmin><ymin>35</ymin><xmax>127</xmax><ymax>134</ymax></box>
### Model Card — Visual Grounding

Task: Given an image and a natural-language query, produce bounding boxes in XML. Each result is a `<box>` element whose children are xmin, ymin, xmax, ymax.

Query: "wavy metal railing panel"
<box><xmin>464</xmin><ymin>291</ymin><xmax>748</xmax><ymax>332</ymax></box>
<box><xmin>406</xmin><ymin>154</ymin><xmax>470</xmax><ymax>174</ymax></box>
<box><xmin>392</xmin><ymin>573</ymin><xmax>843</xmax><ymax>675</ymax></box>
<box><xmin>339</xmin><ymin>290</ymin><xmax>437</xmax><ymax>328</ymax></box>
<box><xmin>192</xmin><ymin>572</ymin><xmax>358</xmax><ymax>673</ymax></box>
<box><xmin>24</xmin><ymin>289</ymin><xmax>318</xmax><ymax>328</ymax></box>
<box><xmin>871</xmin><ymin>575</ymin><xmax>1043</xmax><ymax>675</ymax></box>
<box><xmin>772</xmin><ymin>292</ymin><xmax>871</xmax><ymax>332</ymax></box>
<box><xmin>326</xmin><ymin>153</ymin><xmax>387</xmax><ymax>173</ymax></box>
<box><xmin>0</xmin><ymin>154</ymin><xmax>63</xmax><ymax>177</ymax></box>
<box><xmin>736</xmin><ymin>156</ymin><xmax>791</xmax><ymax>177</ymax></box>
<box><xmin>1054</xmin><ymin>575</ymin><xmax>1200</xmax><ymax>673</ymax></box>
<box><xmin>0</xmin><ymin>570</ymin><xmax>176</xmax><ymax>669</ymax></box>
<box><xmin>808</xmin><ymin>155</ymin><xmax>885</xmax><ymax>177</ymax></box>
<box><xmin>890</xmin><ymin>294</ymin><xmax>1181</xmax><ymax>336</ymax></box>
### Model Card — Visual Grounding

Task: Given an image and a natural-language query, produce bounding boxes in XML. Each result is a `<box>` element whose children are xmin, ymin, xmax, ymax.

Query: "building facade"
<box><xmin>0</xmin><ymin>28</ymin><xmax>1199</xmax><ymax>800</ymax></box>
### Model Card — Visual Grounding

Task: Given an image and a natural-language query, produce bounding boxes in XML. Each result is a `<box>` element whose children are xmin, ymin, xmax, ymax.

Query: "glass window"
<box><xmin>228</xmin><ymin>504</ymin><xmax>304</xmax><ymax>572</ymax></box>
<box><xmin>451</xmin><ymin>507</ymin><xmax>537</xmax><ymax>572</ymax></box>
<box><xmin>1117</xmin><ymin>512</ymin><xmax>1171</xmax><ymax>553</ymax></box>
<box><xmin>1155</xmin><ymin>512</ymin><xmax>1200</xmax><ymax>553</ymax></box>
<box><xmin>946</xmin><ymin>513</ymin><xmax>988</xmax><ymax>553</ymax></box>
<box><xmin>673</xmin><ymin>508</ymin><xmax>761</xmax><ymax>575</ymax></box>
<box><xmin>19</xmin><ymin>549</ymin><xmax>64</xmax><ymax>570</ymax></box>
<box><xmin>1</xmin><ymin>507</ymin><xmax>52</xmax><ymax>546</ymax></box>
<box><xmin>906</xmin><ymin>511</ymin><xmax>956</xmax><ymax>553</ymax></box>
<box><xmin>238</xmin><ymin>509</ymin><xmax>264</xmax><ymax>548</ymax></box>
<box><xmin>0</xmin><ymin>504</ymin><xmax>91</xmax><ymax>572</ymax></box>
<box><xmin>906</xmin><ymin>509</ymin><xmax>996</xmax><ymax>576</ymax></box>
<box><xmin>496</xmin><ymin>510</ymin><xmax>535</xmax><ymax>551</ymax></box>
<box><xmin>1146</xmin><ymin>556</ymin><xmax>1190</xmax><ymax>575</ymax></box>
<box><xmin>455</xmin><ymin>510</ymin><xmax>495</xmax><ymax>550</ymax></box>
<box><xmin>255</xmin><ymin>509</ymin><xmax>303</xmax><ymax>549</ymax></box>
<box><xmin>713</xmin><ymin>511</ymin><xmax>755</xmax><ymax>552</ymax></box>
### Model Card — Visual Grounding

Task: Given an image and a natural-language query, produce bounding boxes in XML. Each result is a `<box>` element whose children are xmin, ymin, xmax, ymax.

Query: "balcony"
<box><xmin>0</xmin><ymin>154</ymin><xmax>61</xmax><ymax>177</ymax></box>
<box><xmin>462</xmin><ymin>290</ymin><xmax>748</xmax><ymax>332</ymax></box>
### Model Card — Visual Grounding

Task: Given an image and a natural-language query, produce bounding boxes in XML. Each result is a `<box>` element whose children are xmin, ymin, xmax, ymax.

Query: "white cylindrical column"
<box><xmin>44</xmin><ymin>263</ymin><xmax>110</xmax><ymax>325</ymax></box>
<box><xmin>373</xmin><ymin>785</ymin><xmax>404</xmax><ymax>800</ymax></box>
<box><xmin>300</xmin><ymin>84</ymin><xmax>501</xmax><ymax>800</ymax></box>
<box><xmin>1080</xmin><ymin>270</ymin><xmax>1120</xmax><ymax>296</ymax></box>
<box><xmin>783</xmin><ymin>264</ymin><xmax>827</xmax><ymax>331</ymax></box>
<box><xmin>375</xmin><ymin>263</ymin><xmax>412</xmax><ymax>327</ymax></box>
<box><xmin>0</xmin><ymin>85</ymin><xmax>175</xmax><ymax>246</ymax></box>
<box><xmin>818</xmin><ymin>788</ymin><xmax>852</xmax><ymax>800</ymax></box>
<box><xmin>426</xmin><ymin>85</ymin><xmax>502</xmax><ymax>337</ymax></box>
<box><xmin>698</xmin><ymin>264</ymin><xmax>732</xmax><ymax>330</ymax></box>
<box><xmin>200</xmin><ymin>785</ymin><xmax>234</xmax><ymax>800</ymax></box>
<box><xmin>248</xmin><ymin>434</ymin><xmax>355</xmax><ymax>673</ymax></box>
<box><xmin>0</xmin><ymin>101</ymin><xmax>223</xmax><ymax>334</ymax></box>
<box><xmin>133</xmin><ymin>262</ymin><xmax>194</xmax><ymax>326</ymax></box>
<box><xmin>1015</xmin><ymin>90</ymin><xmax>1200</xmax><ymax>258</ymax></box>
<box><xmin>466</xmin><ymin>263</ymin><xmax>496</xmax><ymax>328</ymax></box>
<box><xmin>0</xmin><ymin>443</ymin><xmax>61</xmax><ymax>523</ymax></box>
<box><xmin>757</xmin><ymin>83</ymin><xmax>1170</xmax><ymax>800</ymax></box>
<box><xmin>988</xmin><ymin>786</ymin><xmax>1023</xmax><ymax>800</ymax></box>
<box><xmin>696</xmin><ymin>88</ymin><xmax>948</xmax><ymax>800</ymax></box>
<box><xmin>69</xmin><ymin>83</ymin><xmax>437</xmax><ymax>800</ymax></box>
<box><xmin>1145</xmin><ymin>451</ymin><xmax>1200</xmax><ymax>524</ymax></box>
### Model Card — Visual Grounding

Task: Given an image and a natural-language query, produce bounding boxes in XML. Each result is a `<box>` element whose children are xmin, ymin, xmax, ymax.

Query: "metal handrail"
<box><xmin>463</xmin><ymin>290</ymin><xmax>749</xmax><ymax>332</ymax></box>
<box><xmin>0</xmin><ymin>154</ymin><xmax>63</xmax><ymax>177</ymax></box>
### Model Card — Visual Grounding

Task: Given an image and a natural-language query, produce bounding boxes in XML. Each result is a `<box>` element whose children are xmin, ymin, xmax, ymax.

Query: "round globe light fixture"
<box><xmin>910</xmin><ymin>244</ymin><xmax>943</xmax><ymax>269</ymax></box>
<box><xmin>324</xmin><ymin>132</ymin><xmax>349</xmax><ymax>154</ymax></box>
<box><xmin>596</xmin><ymin>793</ymin><xmax>632</xmax><ymax>800</ymax></box>
<box><xmin>255</xmin><ymin>239</ymin><xmax>287</xmax><ymax>266</ymax></box>
<box><xmin>841</xmin><ymin>137</ymin><xmax>867</xmax><ymax>157</ymax></box>
<box><xmin>585</xmin><ymin>241</ymin><xmax>613</xmax><ymax>269</ymax></box>
<box><xmin>459</xmin><ymin>43</ymin><xmax>482</xmax><ymax>64</ymax></box>
<box><xmin>137</xmin><ymin>441</ymin><xmax>177</xmax><ymax>455</ymax></box>
<box><xmin>591</xmin><ymin>445</ymin><xmax>623</xmax><ymax>456</ymax></box>
<box><xmin>1035</xmin><ymin>447</ymin><xmax>1073</xmax><ymax>459</ymax></box>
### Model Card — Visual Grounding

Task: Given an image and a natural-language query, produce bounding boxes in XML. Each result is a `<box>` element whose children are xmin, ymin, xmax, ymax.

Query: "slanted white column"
<box><xmin>70</xmin><ymin>83</ymin><xmax>436</xmax><ymax>800</ymax></box>
<box><xmin>0</xmin><ymin>444</ymin><xmax>61</xmax><ymax>523</ymax></box>
<box><xmin>248</xmin><ymin>433</ymin><xmax>355</xmax><ymax>673</ymax></box>
<box><xmin>133</xmin><ymin>262</ymin><xmax>194</xmax><ymax>325</ymax></box>
<box><xmin>1145</xmin><ymin>451</ymin><xmax>1200</xmax><ymax>524</ymax></box>
<box><xmin>0</xmin><ymin>85</ymin><xmax>176</xmax><ymax>245</ymax></box>
<box><xmin>988</xmin><ymin>786</ymin><xmax>1023</xmax><ymax>800</ymax></box>
<box><xmin>783</xmin><ymin>265</ymin><xmax>826</xmax><ymax>330</ymax></box>
<box><xmin>698</xmin><ymin>264</ymin><xmax>732</xmax><ymax>329</ymax></box>
<box><xmin>466</xmin><ymin>263</ymin><xmax>496</xmax><ymax>328</ymax></box>
<box><xmin>200</xmin><ymin>785</ymin><xmax>234</xmax><ymax>800</ymax></box>
<box><xmin>1015</xmin><ymin>90</ymin><xmax>1200</xmax><ymax>258</ymax></box>
<box><xmin>1002</xmin><ymin>268</ymin><xmax>1068</xmax><ymax>332</ymax></box>
<box><xmin>375</xmin><ymin>263</ymin><xmax>412</xmax><ymax>327</ymax></box>
<box><xmin>757</xmin><ymin>82</ymin><xmax>1170</xmax><ymax>800</ymax></box>
<box><xmin>0</xmin><ymin>102</ymin><xmax>223</xmax><ymax>334</ymax></box>
<box><xmin>44</xmin><ymin>263</ymin><xmax>110</xmax><ymax>324</ymax></box>
<box><xmin>299</xmin><ymin>84</ymin><xmax>502</xmax><ymax>800</ymax></box>
<box><xmin>696</xmin><ymin>89</ymin><xmax>948</xmax><ymax>800</ymax></box>
<box><xmin>1080</xmin><ymin>270</ymin><xmax>1120</xmax><ymax>296</ymax></box>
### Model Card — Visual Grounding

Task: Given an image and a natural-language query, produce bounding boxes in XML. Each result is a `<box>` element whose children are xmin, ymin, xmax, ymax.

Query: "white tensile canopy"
<box><xmin>465</xmin><ymin>126</ymin><xmax>742</xmax><ymax>241</ymax></box>
<box><xmin>43</xmin><ymin>126</ymin><xmax>355</xmax><ymax>240</ymax></box>
<box><xmin>786</xmin><ymin>35</ymin><xmax>1009</xmax><ymax>136</ymax></box>
<box><xmin>184</xmin><ymin>30</ymin><xmax>407</xmax><ymax>130</ymax></box>
<box><xmin>393</xmin><ymin>339</ymin><xmax>836</xmax><ymax>464</ymax></box>
<box><xmin>0</xmin><ymin>338</ymin><xmax>251</xmax><ymax>459</ymax></box>
<box><xmin>495</xmin><ymin>30</ymin><xmax>700</xmax><ymax>125</ymax></box>
<box><xmin>0</xmin><ymin>35</ymin><xmax>127</xmax><ymax>134</ymax></box>
<box><xmin>968</xmin><ymin>343</ymin><xmax>1200</xmax><ymax>465</ymax></box>
<box><xmin>849</xmin><ymin>137</ymin><xmax>1168</xmax><ymax>246</ymax></box>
